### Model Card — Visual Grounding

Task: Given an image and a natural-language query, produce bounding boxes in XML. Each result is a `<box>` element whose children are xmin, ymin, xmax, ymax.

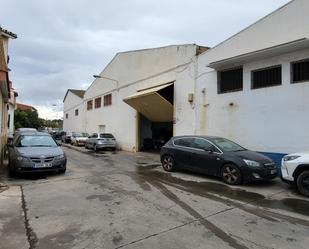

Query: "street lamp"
<box><xmin>93</xmin><ymin>75</ymin><xmax>119</xmax><ymax>89</ymax></box>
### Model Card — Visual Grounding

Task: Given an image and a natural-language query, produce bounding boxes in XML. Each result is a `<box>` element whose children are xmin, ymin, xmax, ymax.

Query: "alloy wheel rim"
<box><xmin>223</xmin><ymin>166</ymin><xmax>238</xmax><ymax>183</ymax></box>
<box><xmin>163</xmin><ymin>157</ymin><xmax>173</xmax><ymax>170</ymax></box>
<box><xmin>303</xmin><ymin>177</ymin><xmax>309</xmax><ymax>190</ymax></box>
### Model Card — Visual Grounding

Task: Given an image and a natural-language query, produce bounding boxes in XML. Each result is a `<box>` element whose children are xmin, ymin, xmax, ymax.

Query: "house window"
<box><xmin>87</xmin><ymin>100</ymin><xmax>93</xmax><ymax>110</ymax></box>
<box><xmin>292</xmin><ymin>59</ymin><xmax>309</xmax><ymax>83</ymax></box>
<box><xmin>65</xmin><ymin>113</ymin><xmax>68</xmax><ymax>119</ymax></box>
<box><xmin>104</xmin><ymin>94</ymin><xmax>112</xmax><ymax>106</ymax></box>
<box><xmin>75</xmin><ymin>109</ymin><xmax>79</xmax><ymax>116</ymax></box>
<box><xmin>218</xmin><ymin>68</ymin><xmax>243</xmax><ymax>94</ymax></box>
<box><xmin>252</xmin><ymin>65</ymin><xmax>282</xmax><ymax>89</ymax></box>
<box><xmin>95</xmin><ymin>97</ymin><xmax>102</xmax><ymax>108</ymax></box>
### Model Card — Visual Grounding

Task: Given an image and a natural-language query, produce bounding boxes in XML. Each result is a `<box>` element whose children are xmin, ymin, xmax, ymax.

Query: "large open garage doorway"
<box><xmin>138</xmin><ymin>114</ymin><xmax>173</xmax><ymax>151</ymax></box>
<box><xmin>124</xmin><ymin>83</ymin><xmax>174</xmax><ymax>152</ymax></box>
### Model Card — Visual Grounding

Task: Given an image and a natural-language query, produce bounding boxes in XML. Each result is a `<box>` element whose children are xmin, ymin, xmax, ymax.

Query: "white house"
<box><xmin>196</xmin><ymin>0</ymin><xmax>309</xmax><ymax>164</ymax></box>
<box><xmin>63</xmin><ymin>44</ymin><xmax>208</xmax><ymax>151</ymax></box>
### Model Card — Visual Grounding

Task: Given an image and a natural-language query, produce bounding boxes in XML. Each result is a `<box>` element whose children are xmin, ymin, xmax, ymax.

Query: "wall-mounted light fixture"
<box><xmin>93</xmin><ymin>75</ymin><xmax>119</xmax><ymax>89</ymax></box>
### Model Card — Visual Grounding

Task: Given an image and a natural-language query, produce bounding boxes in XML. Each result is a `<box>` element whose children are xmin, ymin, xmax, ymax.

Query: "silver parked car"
<box><xmin>85</xmin><ymin>133</ymin><xmax>116</xmax><ymax>151</ymax></box>
<box><xmin>8</xmin><ymin>132</ymin><xmax>67</xmax><ymax>176</ymax></box>
<box><xmin>71</xmin><ymin>132</ymin><xmax>89</xmax><ymax>146</ymax></box>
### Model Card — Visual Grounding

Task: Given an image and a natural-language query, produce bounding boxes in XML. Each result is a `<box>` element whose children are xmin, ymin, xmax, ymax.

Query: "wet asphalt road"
<box><xmin>0</xmin><ymin>146</ymin><xmax>309</xmax><ymax>249</ymax></box>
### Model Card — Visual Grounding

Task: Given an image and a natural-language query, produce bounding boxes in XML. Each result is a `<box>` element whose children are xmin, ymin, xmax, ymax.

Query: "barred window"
<box><xmin>292</xmin><ymin>59</ymin><xmax>309</xmax><ymax>83</ymax></box>
<box><xmin>104</xmin><ymin>94</ymin><xmax>112</xmax><ymax>106</ymax></box>
<box><xmin>87</xmin><ymin>100</ymin><xmax>93</xmax><ymax>110</ymax></box>
<box><xmin>95</xmin><ymin>97</ymin><xmax>102</xmax><ymax>108</ymax></box>
<box><xmin>218</xmin><ymin>68</ymin><xmax>243</xmax><ymax>94</ymax></box>
<box><xmin>252</xmin><ymin>65</ymin><xmax>282</xmax><ymax>89</ymax></box>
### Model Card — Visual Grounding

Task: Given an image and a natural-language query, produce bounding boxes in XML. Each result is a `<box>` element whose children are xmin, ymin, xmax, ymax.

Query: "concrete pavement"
<box><xmin>0</xmin><ymin>146</ymin><xmax>308</xmax><ymax>249</ymax></box>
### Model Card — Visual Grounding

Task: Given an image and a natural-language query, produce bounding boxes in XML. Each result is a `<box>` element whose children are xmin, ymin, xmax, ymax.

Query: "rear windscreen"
<box><xmin>100</xmin><ymin>133</ymin><xmax>114</xmax><ymax>138</ymax></box>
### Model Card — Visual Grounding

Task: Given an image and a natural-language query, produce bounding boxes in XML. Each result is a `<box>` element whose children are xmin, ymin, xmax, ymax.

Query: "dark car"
<box><xmin>61</xmin><ymin>132</ymin><xmax>72</xmax><ymax>143</ymax></box>
<box><xmin>53</xmin><ymin>131</ymin><xmax>66</xmax><ymax>140</ymax></box>
<box><xmin>8</xmin><ymin>131</ymin><xmax>66</xmax><ymax>176</ymax></box>
<box><xmin>160</xmin><ymin>136</ymin><xmax>277</xmax><ymax>185</ymax></box>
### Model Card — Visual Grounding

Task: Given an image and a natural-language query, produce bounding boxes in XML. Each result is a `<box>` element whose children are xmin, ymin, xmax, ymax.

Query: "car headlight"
<box><xmin>55</xmin><ymin>154</ymin><xmax>65</xmax><ymax>160</ymax></box>
<box><xmin>17</xmin><ymin>156</ymin><xmax>30</xmax><ymax>162</ymax></box>
<box><xmin>283</xmin><ymin>155</ymin><xmax>300</xmax><ymax>161</ymax></box>
<box><xmin>243</xmin><ymin>159</ymin><xmax>260</xmax><ymax>167</ymax></box>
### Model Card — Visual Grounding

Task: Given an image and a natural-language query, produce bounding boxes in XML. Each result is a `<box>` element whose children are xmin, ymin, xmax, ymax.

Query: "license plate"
<box><xmin>271</xmin><ymin>169</ymin><xmax>277</xmax><ymax>174</ymax></box>
<box><xmin>34</xmin><ymin>163</ymin><xmax>52</xmax><ymax>168</ymax></box>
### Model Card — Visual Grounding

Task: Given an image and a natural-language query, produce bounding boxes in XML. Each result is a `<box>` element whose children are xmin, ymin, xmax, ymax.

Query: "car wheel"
<box><xmin>9</xmin><ymin>168</ymin><xmax>17</xmax><ymax>177</ymax></box>
<box><xmin>221</xmin><ymin>164</ymin><xmax>242</xmax><ymax>185</ymax></box>
<box><xmin>296</xmin><ymin>171</ymin><xmax>309</xmax><ymax>197</ymax></box>
<box><xmin>162</xmin><ymin>155</ymin><xmax>176</xmax><ymax>172</ymax></box>
<box><xmin>59</xmin><ymin>168</ymin><xmax>66</xmax><ymax>174</ymax></box>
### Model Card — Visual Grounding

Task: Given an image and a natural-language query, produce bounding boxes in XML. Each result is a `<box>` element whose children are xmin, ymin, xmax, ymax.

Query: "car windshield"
<box><xmin>15</xmin><ymin>135</ymin><xmax>58</xmax><ymax>147</ymax></box>
<box><xmin>211</xmin><ymin>138</ymin><xmax>246</xmax><ymax>152</ymax></box>
<box><xmin>73</xmin><ymin>132</ymin><xmax>89</xmax><ymax>137</ymax></box>
<box><xmin>100</xmin><ymin>133</ymin><xmax>114</xmax><ymax>138</ymax></box>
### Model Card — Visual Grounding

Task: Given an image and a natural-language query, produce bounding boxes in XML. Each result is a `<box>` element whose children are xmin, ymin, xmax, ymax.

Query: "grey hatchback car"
<box><xmin>85</xmin><ymin>133</ymin><xmax>116</xmax><ymax>151</ymax></box>
<box><xmin>8</xmin><ymin>132</ymin><xmax>67</xmax><ymax>176</ymax></box>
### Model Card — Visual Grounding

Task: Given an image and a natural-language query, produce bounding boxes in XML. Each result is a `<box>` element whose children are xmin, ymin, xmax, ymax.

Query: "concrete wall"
<box><xmin>0</xmin><ymin>92</ymin><xmax>4</xmax><ymax>165</ymax></box>
<box><xmin>196</xmin><ymin>48</ymin><xmax>309</xmax><ymax>155</ymax></box>
<box><xmin>64</xmin><ymin>45</ymin><xmax>199</xmax><ymax>151</ymax></box>
<box><xmin>203</xmin><ymin>0</ymin><xmax>309</xmax><ymax>64</ymax></box>
<box><xmin>8</xmin><ymin>103</ymin><xmax>14</xmax><ymax>136</ymax></box>
<box><xmin>194</xmin><ymin>0</ymin><xmax>309</xmax><ymax>159</ymax></box>
<box><xmin>63</xmin><ymin>92</ymin><xmax>84</xmax><ymax>132</ymax></box>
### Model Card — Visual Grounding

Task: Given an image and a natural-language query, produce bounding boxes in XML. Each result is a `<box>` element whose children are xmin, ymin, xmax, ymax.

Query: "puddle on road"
<box><xmin>86</xmin><ymin>194</ymin><xmax>113</xmax><ymax>202</ymax></box>
<box><xmin>132</xmin><ymin>164</ymin><xmax>309</xmax><ymax>219</ymax></box>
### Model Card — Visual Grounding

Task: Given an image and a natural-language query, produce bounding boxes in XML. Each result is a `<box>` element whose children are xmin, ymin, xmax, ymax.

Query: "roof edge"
<box><xmin>0</xmin><ymin>27</ymin><xmax>17</xmax><ymax>39</ymax></box>
<box><xmin>199</xmin><ymin>0</ymin><xmax>295</xmax><ymax>57</ymax></box>
<box><xmin>63</xmin><ymin>89</ymin><xmax>85</xmax><ymax>103</ymax></box>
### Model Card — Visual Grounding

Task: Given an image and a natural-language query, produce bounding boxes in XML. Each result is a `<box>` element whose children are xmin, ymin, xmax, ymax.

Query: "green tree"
<box><xmin>14</xmin><ymin>109</ymin><xmax>44</xmax><ymax>129</ymax></box>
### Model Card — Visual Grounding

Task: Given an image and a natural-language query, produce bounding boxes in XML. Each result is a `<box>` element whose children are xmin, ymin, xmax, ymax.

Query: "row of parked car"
<box><xmin>60</xmin><ymin>131</ymin><xmax>117</xmax><ymax>151</ymax></box>
<box><xmin>160</xmin><ymin>136</ymin><xmax>309</xmax><ymax>197</ymax></box>
<box><xmin>8</xmin><ymin>128</ymin><xmax>309</xmax><ymax>197</ymax></box>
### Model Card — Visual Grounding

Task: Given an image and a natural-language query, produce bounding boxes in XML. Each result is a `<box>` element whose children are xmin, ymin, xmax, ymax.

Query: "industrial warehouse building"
<box><xmin>196</xmin><ymin>0</ymin><xmax>309</xmax><ymax>163</ymax></box>
<box><xmin>63</xmin><ymin>0</ymin><xmax>309</xmax><ymax>163</ymax></box>
<box><xmin>63</xmin><ymin>44</ymin><xmax>208</xmax><ymax>151</ymax></box>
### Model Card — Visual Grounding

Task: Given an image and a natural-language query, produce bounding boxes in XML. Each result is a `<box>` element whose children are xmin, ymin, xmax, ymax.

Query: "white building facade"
<box><xmin>64</xmin><ymin>0</ymin><xmax>309</xmax><ymax>165</ymax></box>
<box><xmin>196</xmin><ymin>0</ymin><xmax>309</xmax><ymax>164</ymax></box>
<box><xmin>0</xmin><ymin>27</ymin><xmax>17</xmax><ymax>167</ymax></box>
<box><xmin>63</xmin><ymin>45</ymin><xmax>208</xmax><ymax>151</ymax></box>
<box><xmin>63</xmin><ymin>89</ymin><xmax>85</xmax><ymax>132</ymax></box>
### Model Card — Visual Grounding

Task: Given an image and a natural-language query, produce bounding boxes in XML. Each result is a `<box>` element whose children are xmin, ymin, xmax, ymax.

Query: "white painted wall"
<box><xmin>63</xmin><ymin>91</ymin><xmax>84</xmax><ymax>132</ymax></box>
<box><xmin>64</xmin><ymin>45</ymin><xmax>199</xmax><ymax>151</ymax></box>
<box><xmin>195</xmin><ymin>0</ymin><xmax>309</xmax><ymax>154</ymax></box>
<box><xmin>196</xmin><ymin>48</ymin><xmax>309</xmax><ymax>154</ymax></box>
<box><xmin>202</xmin><ymin>0</ymin><xmax>309</xmax><ymax>65</ymax></box>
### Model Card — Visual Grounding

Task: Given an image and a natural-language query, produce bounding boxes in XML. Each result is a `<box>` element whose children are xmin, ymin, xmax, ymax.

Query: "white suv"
<box><xmin>281</xmin><ymin>152</ymin><xmax>309</xmax><ymax>197</ymax></box>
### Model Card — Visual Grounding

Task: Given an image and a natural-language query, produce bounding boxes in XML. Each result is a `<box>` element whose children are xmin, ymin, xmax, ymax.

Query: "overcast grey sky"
<box><xmin>1</xmin><ymin>0</ymin><xmax>290</xmax><ymax>119</ymax></box>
